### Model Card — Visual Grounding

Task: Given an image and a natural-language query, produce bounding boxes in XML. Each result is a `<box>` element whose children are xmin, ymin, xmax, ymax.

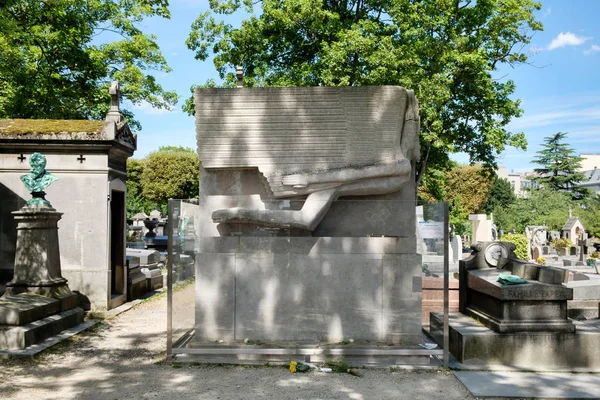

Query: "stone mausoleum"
<box><xmin>175</xmin><ymin>85</ymin><xmax>427</xmax><ymax>365</ymax></box>
<box><xmin>0</xmin><ymin>84</ymin><xmax>136</xmax><ymax>309</ymax></box>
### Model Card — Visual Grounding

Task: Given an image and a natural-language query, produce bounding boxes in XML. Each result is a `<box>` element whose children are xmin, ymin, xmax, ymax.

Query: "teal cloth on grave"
<box><xmin>497</xmin><ymin>274</ymin><xmax>527</xmax><ymax>285</ymax></box>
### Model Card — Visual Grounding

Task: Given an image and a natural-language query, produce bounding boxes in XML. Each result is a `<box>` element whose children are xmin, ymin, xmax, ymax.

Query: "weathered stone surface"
<box><xmin>126</xmin><ymin>249</ymin><xmax>160</xmax><ymax>266</ymax></box>
<box><xmin>195</xmin><ymin>86</ymin><xmax>419</xmax><ymax>235</ymax></box>
<box><xmin>0</xmin><ymin>293</ymin><xmax>59</xmax><ymax>325</ymax></box>
<box><xmin>421</xmin><ymin>277</ymin><xmax>460</xmax><ymax>325</ymax></box>
<box><xmin>460</xmin><ymin>242</ymin><xmax>574</xmax><ymax>334</ymax></box>
<box><xmin>0</xmin><ymin>307</ymin><xmax>84</xmax><ymax>350</ymax></box>
<box><xmin>126</xmin><ymin>256</ymin><xmax>147</xmax><ymax>301</ymax></box>
<box><xmin>192</xmin><ymin>86</ymin><xmax>422</xmax><ymax>350</ymax></box>
<box><xmin>538</xmin><ymin>266</ymin><xmax>567</xmax><ymax>284</ymax></box>
<box><xmin>5</xmin><ymin>208</ymin><xmax>67</xmax><ymax>294</ymax></box>
<box><xmin>193</xmin><ymin>238</ymin><xmax>422</xmax><ymax>344</ymax></box>
<box><xmin>431</xmin><ymin>312</ymin><xmax>600</xmax><ymax>369</ymax></box>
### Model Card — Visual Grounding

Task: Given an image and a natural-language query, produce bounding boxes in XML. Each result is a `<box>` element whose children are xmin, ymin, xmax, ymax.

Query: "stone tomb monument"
<box><xmin>430</xmin><ymin>241</ymin><xmax>600</xmax><ymax>369</ymax></box>
<box><xmin>190</xmin><ymin>86</ymin><xmax>424</xmax><ymax>361</ymax></box>
<box><xmin>0</xmin><ymin>82</ymin><xmax>136</xmax><ymax>310</ymax></box>
<box><xmin>0</xmin><ymin>153</ymin><xmax>85</xmax><ymax>350</ymax></box>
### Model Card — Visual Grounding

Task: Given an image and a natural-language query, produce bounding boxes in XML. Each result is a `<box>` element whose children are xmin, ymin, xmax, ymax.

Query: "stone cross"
<box><xmin>109</xmin><ymin>81</ymin><xmax>120</xmax><ymax>112</ymax></box>
<box><xmin>236</xmin><ymin>66</ymin><xmax>244</xmax><ymax>88</ymax></box>
<box><xmin>106</xmin><ymin>81</ymin><xmax>123</xmax><ymax>123</ymax></box>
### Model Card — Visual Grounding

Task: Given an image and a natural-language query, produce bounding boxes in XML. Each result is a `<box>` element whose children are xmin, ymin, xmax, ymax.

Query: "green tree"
<box><xmin>0</xmin><ymin>0</ymin><xmax>178</xmax><ymax>129</ymax></box>
<box><xmin>573</xmin><ymin>198</ymin><xmax>600</xmax><ymax>238</ymax></box>
<box><xmin>140</xmin><ymin>147</ymin><xmax>200</xmax><ymax>208</ymax></box>
<box><xmin>531</xmin><ymin>132</ymin><xmax>590</xmax><ymax>200</ymax></box>
<box><xmin>501</xmin><ymin>233</ymin><xmax>528</xmax><ymax>259</ymax></box>
<box><xmin>445</xmin><ymin>165</ymin><xmax>494</xmax><ymax>215</ymax></box>
<box><xmin>126</xmin><ymin>158</ymin><xmax>161</xmax><ymax>218</ymax></box>
<box><xmin>483</xmin><ymin>177</ymin><xmax>517</xmax><ymax>214</ymax></box>
<box><xmin>186</xmin><ymin>0</ymin><xmax>541</xmax><ymax>184</ymax></box>
<box><xmin>492</xmin><ymin>188</ymin><xmax>574</xmax><ymax>233</ymax></box>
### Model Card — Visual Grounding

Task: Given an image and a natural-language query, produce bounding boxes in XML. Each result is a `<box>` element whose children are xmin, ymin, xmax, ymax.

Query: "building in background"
<box><xmin>497</xmin><ymin>166</ymin><xmax>539</xmax><ymax>197</ymax></box>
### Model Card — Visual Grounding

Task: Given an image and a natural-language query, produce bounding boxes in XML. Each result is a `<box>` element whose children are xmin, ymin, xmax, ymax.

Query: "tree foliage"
<box><xmin>126</xmin><ymin>158</ymin><xmax>161</xmax><ymax>218</ymax></box>
<box><xmin>483</xmin><ymin>177</ymin><xmax>516</xmax><ymax>214</ymax></box>
<box><xmin>501</xmin><ymin>233</ymin><xmax>528</xmax><ymax>260</ymax></box>
<box><xmin>531</xmin><ymin>132</ymin><xmax>590</xmax><ymax>200</ymax></box>
<box><xmin>445</xmin><ymin>164</ymin><xmax>494</xmax><ymax>215</ymax></box>
<box><xmin>186</xmin><ymin>0</ymin><xmax>541</xmax><ymax>183</ymax></box>
<box><xmin>573</xmin><ymin>199</ymin><xmax>600</xmax><ymax>238</ymax></box>
<box><xmin>140</xmin><ymin>147</ymin><xmax>200</xmax><ymax>204</ymax></box>
<box><xmin>0</xmin><ymin>0</ymin><xmax>178</xmax><ymax>129</ymax></box>
<box><xmin>492</xmin><ymin>188</ymin><xmax>574</xmax><ymax>233</ymax></box>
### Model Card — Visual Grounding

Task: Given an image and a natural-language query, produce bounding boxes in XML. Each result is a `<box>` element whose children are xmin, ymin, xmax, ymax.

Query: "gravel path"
<box><xmin>0</xmin><ymin>284</ymin><xmax>471</xmax><ymax>400</ymax></box>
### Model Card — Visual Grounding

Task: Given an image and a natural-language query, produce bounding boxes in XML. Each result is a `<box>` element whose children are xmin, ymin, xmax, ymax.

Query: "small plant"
<box><xmin>537</xmin><ymin>257</ymin><xmax>546</xmax><ymax>266</ymax></box>
<box><xmin>590</xmin><ymin>251</ymin><xmax>599</xmax><ymax>260</ymax></box>
<box><xmin>326</xmin><ymin>360</ymin><xmax>350</xmax><ymax>373</ymax></box>
<box><xmin>552</xmin><ymin>238</ymin><xmax>573</xmax><ymax>250</ymax></box>
<box><xmin>501</xmin><ymin>234</ymin><xmax>528</xmax><ymax>260</ymax></box>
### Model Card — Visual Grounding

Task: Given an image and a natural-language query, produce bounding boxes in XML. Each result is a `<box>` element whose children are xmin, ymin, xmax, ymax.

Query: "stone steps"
<box><xmin>0</xmin><ymin>307</ymin><xmax>84</xmax><ymax>350</ymax></box>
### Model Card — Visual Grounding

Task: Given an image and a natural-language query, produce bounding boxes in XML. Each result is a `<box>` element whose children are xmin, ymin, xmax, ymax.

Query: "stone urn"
<box><xmin>143</xmin><ymin>218</ymin><xmax>159</xmax><ymax>238</ymax></box>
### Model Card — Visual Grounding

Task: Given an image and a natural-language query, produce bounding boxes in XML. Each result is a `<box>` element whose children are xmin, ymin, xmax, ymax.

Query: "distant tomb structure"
<box><xmin>0</xmin><ymin>153</ymin><xmax>86</xmax><ymax>350</ymax></box>
<box><xmin>0</xmin><ymin>82</ymin><xmax>136</xmax><ymax>310</ymax></box>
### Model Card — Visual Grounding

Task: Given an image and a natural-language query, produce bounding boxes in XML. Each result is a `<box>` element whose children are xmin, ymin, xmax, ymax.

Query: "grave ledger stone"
<box><xmin>430</xmin><ymin>241</ymin><xmax>600</xmax><ymax>369</ymax></box>
<box><xmin>193</xmin><ymin>86</ymin><xmax>423</xmax><ymax>345</ymax></box>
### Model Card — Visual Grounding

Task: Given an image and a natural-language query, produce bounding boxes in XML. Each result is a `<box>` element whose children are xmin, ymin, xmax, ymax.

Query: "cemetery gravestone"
<box><xmin>193</xmin><ymin>86</ymin><xmax>423</xmax><ymax>346</ymax></box>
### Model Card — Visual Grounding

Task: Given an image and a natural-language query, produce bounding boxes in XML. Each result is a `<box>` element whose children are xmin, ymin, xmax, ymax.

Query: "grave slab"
<box><xmin>430</xmin><ymin>312</ymin><xmax>600</xmax><ymax>369</ymax></box>
<box><xmin>454</xmin><ymin>371</ymin><xmax>600</xmax><ymax>399</ymax></box>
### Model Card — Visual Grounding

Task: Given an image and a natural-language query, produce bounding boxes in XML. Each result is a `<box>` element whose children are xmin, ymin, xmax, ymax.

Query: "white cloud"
<box><xmin>547</xmin><ymin>32</ymin><xmax>591</xmax><ymax>50</ymax></box>
<box><xmin>584</xmin><ymin>44</ymin><xmax>600</xmax><ymax>55</ymax></box>
<box><xmin>529</xmin><ymin>45</ymin><xmax>544</xmax><ymax>55</ymax></box>
<box><xmin>542</xmin><ymin>7</ymin><xmax>551</xmax><ymax>19</ymax></box>
<box><xmin>133</xmin><ymin>100</ymin><xmax>177</xmax><ymax>116</ymax></box>
<box><xmin>508</xmin><ymin>106</ymin><xmax>600</xmax><ymax>130</ymax></box>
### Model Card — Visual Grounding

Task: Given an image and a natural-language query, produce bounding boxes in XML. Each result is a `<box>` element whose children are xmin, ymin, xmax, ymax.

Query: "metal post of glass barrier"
<box><xmin>166</xmin><ymin>199</ymin><xmax>174</xmax><ymax>359</ymax></box>
<box><xmin>443</xmin><ymin>201</ymin><xmax>449</xmax><ymax>368</ymax></box>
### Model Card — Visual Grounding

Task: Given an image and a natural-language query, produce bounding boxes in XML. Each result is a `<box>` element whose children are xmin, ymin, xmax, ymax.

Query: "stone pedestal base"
<box><xmin>0</xmin><ymin>206</ymin><xmax>82</xmax><ymax>351</ymax></box>
<box><xmin>0</xmin><ymin>307</ymin><xmax>85</xmax><ymax>350</ymax></box>
<box><xmin>194</xmin><ymin>237</ymin><xmax>422</xmax><ymax>345</ymax></box>
<box><xmin>430</xmin><ymin>312</ymin><xmax>600</xmax><ymax>369</ymax></box>
<box><xmin>463</xmin><ymin>268</ymin><xmax>575</xmax><ymax>333</ymax></box>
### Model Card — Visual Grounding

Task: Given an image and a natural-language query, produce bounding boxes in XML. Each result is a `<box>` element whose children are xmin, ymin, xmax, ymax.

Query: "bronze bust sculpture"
<box><xmin>20</xmin><ymin>152</ymin><xmax>58</xmax><ymax>206</ymax></box>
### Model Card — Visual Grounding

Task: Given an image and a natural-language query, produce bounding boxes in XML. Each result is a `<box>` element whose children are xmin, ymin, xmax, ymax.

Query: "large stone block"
<box><xmin>0</xmin><ymin>294</ymin><xmax>59</xmax><ymax>325</ymax></box>
<box><xmin>430</xmin><ymin>312</ymin><xmax>600</xmax><ymax>369</ymax></box>
<box><xmin>0</xmin><ymin>307</ymin><xmax>84</xmax><ymax>350</ymax></box>
<box><xmin>193</xmin><ymin>237</ymin><xmax>422</xmax><ymax>344</ymax></box>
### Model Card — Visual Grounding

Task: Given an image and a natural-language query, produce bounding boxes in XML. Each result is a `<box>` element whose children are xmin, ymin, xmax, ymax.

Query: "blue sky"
<box><xmin>130</xmin><ymin>0</ymin><xmax>600</xmax><ymax>173</ymax></box>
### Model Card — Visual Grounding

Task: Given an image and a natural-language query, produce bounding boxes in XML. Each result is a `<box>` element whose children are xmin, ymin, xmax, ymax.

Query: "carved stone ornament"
<box><xmin>116</xmin><ymin>122</ymin><xmax>135</xmax><ymax>146</ymax></box>
<box><xmin>484</xmin><ymin>242</ymin><xmax>509</xmax><ymax>267</ymax></box>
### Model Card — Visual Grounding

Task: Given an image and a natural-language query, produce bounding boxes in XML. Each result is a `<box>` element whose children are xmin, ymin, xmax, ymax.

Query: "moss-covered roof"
<box><xmin>0</xmin><ymin>119</ymin><xmax>104</xmax><ymax>135</ymax></box>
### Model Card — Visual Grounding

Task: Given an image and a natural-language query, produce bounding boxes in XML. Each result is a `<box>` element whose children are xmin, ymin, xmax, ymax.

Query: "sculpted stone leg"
<box><xmin>212</xmin><ymin>188</ymin><xmax>338</xmax><ymax>230</ymax></box>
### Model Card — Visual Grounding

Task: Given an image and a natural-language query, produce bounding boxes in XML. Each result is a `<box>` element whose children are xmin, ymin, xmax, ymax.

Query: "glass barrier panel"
<box><xmin>168</xmin><ymin>198</ymin><xmax>448</xmax><ymax>366</ymax></box>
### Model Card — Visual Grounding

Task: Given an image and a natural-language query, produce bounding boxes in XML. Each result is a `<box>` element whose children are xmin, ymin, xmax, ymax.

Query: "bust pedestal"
<box><xmin>0</xmin><ymin>204</ymin><xmax>83</xmax><ymax>350</ymax></box>
<box><xmin>5</xmin><ymin>205</ymin><xmax>74</xmax><ymax>304</ymax></box>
